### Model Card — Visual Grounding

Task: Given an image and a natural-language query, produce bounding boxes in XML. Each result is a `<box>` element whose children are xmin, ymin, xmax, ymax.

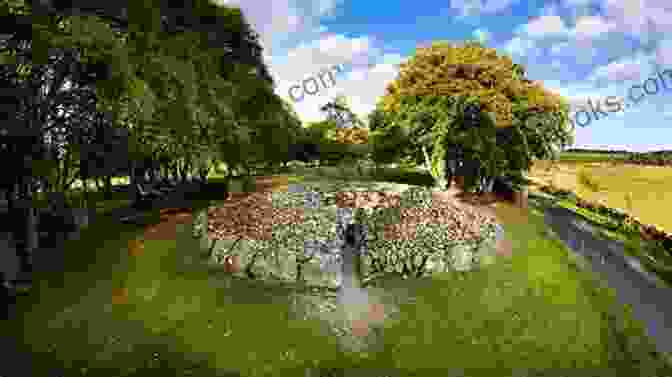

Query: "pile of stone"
<box><xmin>204</xmin><ymin>182</ymin><xmax>504</xmax><ymax>283</ymax></box>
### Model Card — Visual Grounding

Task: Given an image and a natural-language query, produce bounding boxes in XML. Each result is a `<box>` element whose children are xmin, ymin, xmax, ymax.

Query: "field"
<box><xmin>528</xmin><ymin>159</ymin><xmax>672</xmax><ymax>233</ymax></box>
<box><xmin>557</xmin><ymin>152</ymin><xmax>631</xmax><ymax>163</ymax></box>
<box><xmin>4</xmin><ymin>172</ymin><xmax>672</xmax><ymax>376</ymax></box>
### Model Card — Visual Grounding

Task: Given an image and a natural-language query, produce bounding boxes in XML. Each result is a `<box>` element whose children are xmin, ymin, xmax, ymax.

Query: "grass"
<box><xmin>3</xmin><ymin>169</ymin><xmax>672</xmax><ymax>376</ymax></box>
<box><xmin>560</xmin><ymin>199</ymin><xmax>672</xmax><ymax>288</ymax></box>
<box><xmin>558</xmin><ymin>152</ymin><xmax>630</xmax><ymax>163</ymax></box>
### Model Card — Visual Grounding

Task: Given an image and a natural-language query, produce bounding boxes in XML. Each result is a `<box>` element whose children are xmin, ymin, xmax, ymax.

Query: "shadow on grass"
<box><xmin>4</xmin><ymin>174</ymin><xmax>672</xmax><ymax>376</ymax></box>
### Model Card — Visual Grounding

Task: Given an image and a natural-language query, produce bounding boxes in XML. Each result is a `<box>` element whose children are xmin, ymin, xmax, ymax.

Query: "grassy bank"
<box><xmin>2</xmin><ymin>171</ymin><xmax>671</xmax><ymax>376</ymax></box>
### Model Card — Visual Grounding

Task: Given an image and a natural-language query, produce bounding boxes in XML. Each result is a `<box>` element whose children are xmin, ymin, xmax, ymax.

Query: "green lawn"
<box><xmin>3</xmin><ymin>171</ymin><xmax>672</xmax><ymax>376</ymax></box>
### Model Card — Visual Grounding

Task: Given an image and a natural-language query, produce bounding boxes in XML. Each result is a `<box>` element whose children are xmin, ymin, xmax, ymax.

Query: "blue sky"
<box><xmin>219</xmin><ymin>0</ymin><xmax>672</xmax><ymax>152</ymax></box>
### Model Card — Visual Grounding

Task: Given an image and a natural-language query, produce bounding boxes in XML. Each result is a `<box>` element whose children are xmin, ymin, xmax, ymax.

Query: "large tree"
<box><xmin>376</xmin><ymin>40</ymin><xmax>574</xmax><ymax>192</ymax></box>
<box><xmin>0</xmin><ymin>0</ymin><xmax>299</xmax><ymax>284</ymax></box>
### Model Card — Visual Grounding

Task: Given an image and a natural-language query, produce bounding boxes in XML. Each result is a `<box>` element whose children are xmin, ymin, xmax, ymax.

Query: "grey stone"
<box><xmin>286</xmin><ymin>183</ymin><xmax>305</xmax><ymax>193</ymax></box>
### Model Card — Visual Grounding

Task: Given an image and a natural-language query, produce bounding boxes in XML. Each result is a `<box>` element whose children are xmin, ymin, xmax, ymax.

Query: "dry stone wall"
<box><xmin>204</xmin><ymin>180</ymin><xmax>503</xmax><ymax>288</ymax></box>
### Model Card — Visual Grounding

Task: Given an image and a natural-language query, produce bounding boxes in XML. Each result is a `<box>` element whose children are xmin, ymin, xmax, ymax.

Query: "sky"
<box><xmin>217</xmin><ymin>0</ymin><xmax>672</xmax><ymax>152</ymax></box>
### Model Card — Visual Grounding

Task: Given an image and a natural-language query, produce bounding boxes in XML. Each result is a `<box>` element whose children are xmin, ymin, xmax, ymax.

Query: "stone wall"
<box><xmin>203</xmin><ymin>181</ymin><xmax>502</xmax><ymax>288</ymax></box>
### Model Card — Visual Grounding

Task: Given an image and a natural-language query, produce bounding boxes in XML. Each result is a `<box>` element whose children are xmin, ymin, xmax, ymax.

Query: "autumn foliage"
<box><xmin>334</xmin><ymin>127</ymin><xmax>369</xmax><ymax>145</ymax></box>
<box><xmin>380</xmin><ymin>41</ymin><xmax>569</xmax><ymax>128</ymax></box>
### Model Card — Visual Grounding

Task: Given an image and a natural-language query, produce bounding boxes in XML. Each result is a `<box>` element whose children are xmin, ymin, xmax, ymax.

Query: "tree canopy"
<box><xmin>0</xmin><ymin>0</ymin><xmax>304</xmax><ymax>277</ymax></box>
<box><xmin>372</xmin><ymin>40</ymin><xmax>574</xmax><ymax>192</ymax></box>
<box><xmin>380</xmin><ymin>40</ymin><xmax>570</xmax><ymax>129</ymax></box>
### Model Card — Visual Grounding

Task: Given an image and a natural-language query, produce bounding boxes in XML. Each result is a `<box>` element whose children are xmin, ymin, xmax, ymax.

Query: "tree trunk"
<box><xmin>104</xmin><ymin>175</ymin><xmax>112</xmax><ymax>199</ymax></box>
<box><xmin>225</xmin><ymin>164</ymin><xmax>234</xmax><ymax>191</ymax></box>
<box><xmin>445</xmin><ymin>158</ymin><xmax>457</xmax><ymax>190</ymax></box>
<box><xmin>13</xmin><ymin>181</ymin><xmax>37</xmax><ymax>279</ymax></box>
<box><xmin>129</xmin><ymin>160</ymin><xmax>138</xmax><ymax>206</ymax></box>
<box><xmin>513</xmin><ymin>187</ymin><xmax>528</xmax><ymax>209</ymax></box>
<box><xmin>180</xmin><ymin>165</ymin><xmax>187</xmax><ymax>184</ymax></box>
<box><xmin>422</xmin><ymin>145</ymin><xmax>432</xmax><ymax>173</ymax></box>
<box><xmin>168</xmin><ymin>162</ymin><xmax>178</xmax><ymax>182</ymax></box>
<box><xmin>147</xmin><ymin>163</ymin><xmax>156</xmax><ymax>184</ymax></box>
<box><xmin>198</xmin><ymin>166</ymin><xmax>209</xmax><ymax>184</ymax></box>
<box><xmin>477</xmin><ymin>172</ymin><xmax>494</xmax><ymax>194</ymax></box>
<box><xmin>24</xmin><ymin>204</ymin><xmax>38</xmax><ymax>269</ymax></box>
<box><xmin>82</xmin><ymin>173</ymin><xmax>90</xmax><ymax>210</ymax></box>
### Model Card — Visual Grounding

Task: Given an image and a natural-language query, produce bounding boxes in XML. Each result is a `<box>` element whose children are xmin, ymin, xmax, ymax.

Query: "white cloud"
<box><xmin>282</xmin><ymin>53</ymin><xmax>404</xmax><ymax>123</ymax></box>
<box><xmin>451</xmin><ymin>0</ymin><xmax>520</xmax><ymax>18</ymax></box>
<box><xmin>216</xmin><ymin>0</ymin><xmax>345</xmax><ymax>55</ymax></box>
<box><xmin>571</xmin><ymin>16</ymin><xmax>618</xmax><ymax>39</ymax></box>
<box><xmin>267</xmin><ymin>30</ymin><xmax>397</xmax><ymax>122</ymax></box>
<box><xmin>515</xmin><ymin>15</ymin><xmax>569</xmax><ymax>38</ymax></box>
<box><xmin>598</xmin><ymin>0</ymin><xmax>672</xmax><ymax>38</ymax></box>
<box><xmin>223</xmin><ymin>0</ymin><xmax>403</xmax><ymax>122</ymax></box>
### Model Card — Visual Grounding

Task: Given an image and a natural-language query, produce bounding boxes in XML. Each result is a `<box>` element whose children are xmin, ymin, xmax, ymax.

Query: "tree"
<box><xmin>0</xmin><ymin>0</ymin><xmax>294</xmax><ymax>284</ymax></box>
<box><xmin>319</xmin><ymin>95</ymin><xmax>364</xmax><ymax>129</ymax></box>
<box><xmin>377</xmin><ymin>40</ymin><xmax>573</xmax><ymax>192</ymax></box>
<box><xmin>1</xmin><ymin>0</ymin><xmax>311</xmax><ymax>294</ymax></box>
<box><xmin>369</xmin><ymin>124</ymin><xmax>411</xmax><ymax>175</ymax></box>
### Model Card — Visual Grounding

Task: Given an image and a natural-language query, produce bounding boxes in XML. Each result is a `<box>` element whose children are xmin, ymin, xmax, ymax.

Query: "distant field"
<box><xmin>528</xmin><ymin>160</ymin><xmax>672</xmax><ymax>232</ymax></box>
<box><xmin>558</xmin><ymin>152</ymin><xmax>630</xmax><ymax>162</ymax></box>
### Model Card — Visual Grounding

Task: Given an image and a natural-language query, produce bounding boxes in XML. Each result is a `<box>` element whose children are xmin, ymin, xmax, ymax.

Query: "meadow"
<box><xmin>529</xmin><ymin>156</ymin><xmax>672</xmax><ymax>233</ymax></box>
<box><xmin>3</xmin><ymin>168</ymin><xmax>672</xmax><ymax>376</ymax></box>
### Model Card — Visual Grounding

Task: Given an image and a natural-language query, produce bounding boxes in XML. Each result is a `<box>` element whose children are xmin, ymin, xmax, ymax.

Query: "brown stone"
<box><xmin>223</xmin><ymin>254</ymin><xmax>241</xmax><ymax>274</ymax></box>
